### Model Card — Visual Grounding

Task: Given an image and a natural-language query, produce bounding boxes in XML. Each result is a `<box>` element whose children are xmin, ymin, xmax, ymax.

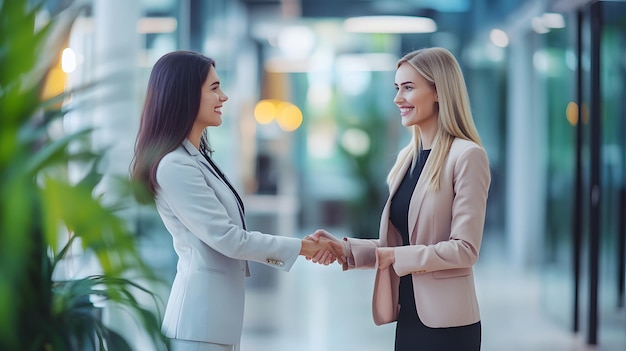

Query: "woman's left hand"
<box><xmin>375</xmin><ymin>248</ymin><xmax>395</xmax><ymax>270</ymax></box>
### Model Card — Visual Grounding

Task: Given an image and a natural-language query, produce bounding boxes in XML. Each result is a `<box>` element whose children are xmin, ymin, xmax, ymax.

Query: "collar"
<box><xmin>181</xmin><ymin>139</ymin><xmax>200</xmax><ymax>156</ymax></box>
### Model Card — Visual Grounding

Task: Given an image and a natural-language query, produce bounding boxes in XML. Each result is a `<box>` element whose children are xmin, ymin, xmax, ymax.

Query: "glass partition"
<box><xmin>596</xmin><ymin>1</ymin><xmax>626</xmax><ymax>348</ymax></box>
<box><xmin>541</xmin><ymin>2</ymin><xmax>626</xmax><ymax>348</ymax></box>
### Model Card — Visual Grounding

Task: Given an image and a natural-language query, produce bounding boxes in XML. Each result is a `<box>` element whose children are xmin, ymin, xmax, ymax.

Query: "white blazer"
<box><xmin>344</xmin><ymin>138</ymin><xmax>491</xmax><ymax>328</ymax></box>
<box><xmin>155</xmin><ymin>139</ymin><xmax>301</xmax><ymax>344</ymax></box>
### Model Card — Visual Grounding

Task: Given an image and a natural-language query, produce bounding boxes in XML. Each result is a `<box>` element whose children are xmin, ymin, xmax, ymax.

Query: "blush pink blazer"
<box><xmin>343</xmin><ymin>138</ymin><xmax>491</xmax><ymax>328</ymax></box>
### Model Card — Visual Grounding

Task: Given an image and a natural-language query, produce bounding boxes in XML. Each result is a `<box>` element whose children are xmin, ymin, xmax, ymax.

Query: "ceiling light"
<box><xmin>264</xmin><ymin>57</ymin><xmax>309</xmax><ymax>73</ymax></box>
<box><xmin>541</xmin><ymin>13</ymin><xmax>565</xmax><ymax>29</ymax></box>
<box><xmin>137</xmin><ymin>17</ymin><xmax>177</xmax><ymax>34</ymax></box>
<box><xmin>344</xmin><ymin>16</ymin><xmax>437</xmax><ymax>34</ymax></box>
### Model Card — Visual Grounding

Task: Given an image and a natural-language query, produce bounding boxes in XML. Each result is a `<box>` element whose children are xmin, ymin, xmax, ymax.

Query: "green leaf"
<box><xmin>1</xmin><ymin>1</ymin><xmax>166</xmax><ymax>350</ymax></box>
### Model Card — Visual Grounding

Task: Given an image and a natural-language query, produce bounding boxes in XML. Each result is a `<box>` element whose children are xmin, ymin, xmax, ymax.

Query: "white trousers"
<box><xmin>169</xmin><ymin>338</ymin><xmax>240</xmax><ymax>351</ymax></box>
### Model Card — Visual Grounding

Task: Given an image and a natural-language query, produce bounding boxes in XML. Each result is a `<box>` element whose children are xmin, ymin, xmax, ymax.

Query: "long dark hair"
<box><xmin>131</xmin><ymin>50</ymin><xmax>215</xmax><ymax>201</ymax></box>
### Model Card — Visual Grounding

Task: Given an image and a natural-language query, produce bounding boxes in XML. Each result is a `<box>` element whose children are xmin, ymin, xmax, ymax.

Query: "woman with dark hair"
<box><xmin>131</xmin><ymin>50</ymin><xmax>340</xmax><ymax>351</ymax></box>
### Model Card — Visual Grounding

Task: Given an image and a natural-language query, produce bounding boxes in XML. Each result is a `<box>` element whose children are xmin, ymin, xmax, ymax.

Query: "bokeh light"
<box><xmin>254</xmin><ymin>99</ymin><xmax>303</xmax><ymax>132</ymax></box>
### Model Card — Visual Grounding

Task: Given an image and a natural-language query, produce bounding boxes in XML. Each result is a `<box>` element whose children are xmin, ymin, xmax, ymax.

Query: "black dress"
<box><xmin>389</xmin><ymin>149</ymin><xmax>481</xmax><ymax>351</ymax></box>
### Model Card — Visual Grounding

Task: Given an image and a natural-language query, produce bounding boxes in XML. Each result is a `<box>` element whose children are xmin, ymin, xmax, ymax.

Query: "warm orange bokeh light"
<box><xmin>276</xmin><ymin>102</ymin><xmax>303</xmax><ymax>132</ymax></box>
<box><xmin>254</xmin><ymin>99</ymin><xmax>279</xmax><ymax>124</ymax></box>
<box><xmin>253</xmin><ymin>99</ymin><xmax>303</xmax><ymax>132</ymax></box>
<box><xmin>566</xmin><ymin>101</ymin><xmax>578</xmax><ymax>126</ymax></box>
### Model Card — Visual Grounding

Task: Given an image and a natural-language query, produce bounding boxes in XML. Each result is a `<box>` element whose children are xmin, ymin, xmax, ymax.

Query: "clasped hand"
<box><xmin>304</xmin><ymin>229</ymin><xmax>396</xmax><ymax>269</ymax></box>
<box><xmin>301</xmin><ymin>229</ymin><xmax>346</xmax><ymax>265</ymax></box>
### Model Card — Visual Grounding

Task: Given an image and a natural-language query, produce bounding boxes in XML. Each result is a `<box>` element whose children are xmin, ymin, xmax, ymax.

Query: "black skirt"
<box><xmin>395</xmin><ymin>277</ymin><xmax>481</xmax><ymax>351</ymax></box>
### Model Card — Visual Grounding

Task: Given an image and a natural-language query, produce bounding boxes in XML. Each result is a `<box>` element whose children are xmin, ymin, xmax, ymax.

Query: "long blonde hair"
<box><xmin>387</xmin><ymin>47</ymin><xmax>482</xmax><ymax>190</ymax></box>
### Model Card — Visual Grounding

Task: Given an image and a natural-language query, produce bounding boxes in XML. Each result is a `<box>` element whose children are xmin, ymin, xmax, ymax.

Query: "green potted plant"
<box><xmin>0</xmin><ymin>1</ymin><xmax>167</xmax><ymax>349</ymax></box>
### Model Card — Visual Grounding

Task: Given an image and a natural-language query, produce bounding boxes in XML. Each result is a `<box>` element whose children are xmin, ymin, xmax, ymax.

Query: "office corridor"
<box><xmin>240</xmin><ymin>230</ymin><xmax>626</xmax><ymax>351</ymax></box>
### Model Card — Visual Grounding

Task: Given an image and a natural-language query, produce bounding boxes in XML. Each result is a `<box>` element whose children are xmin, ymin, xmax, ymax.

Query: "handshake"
<box><xmin>300</xmin><ymin>230</ymin><xmax>396</xmax><ymax>270</ymax></box>
<box><xmin>300</xmin><ymin>229</ymin><xmax>348</xmax><ymax>266</ymax></box>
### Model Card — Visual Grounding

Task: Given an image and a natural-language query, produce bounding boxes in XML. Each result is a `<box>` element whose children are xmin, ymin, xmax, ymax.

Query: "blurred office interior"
<box><xmin>40</xmin><ymin>0</ymin><xmax>626</xmax><ymax>349</ymax></box>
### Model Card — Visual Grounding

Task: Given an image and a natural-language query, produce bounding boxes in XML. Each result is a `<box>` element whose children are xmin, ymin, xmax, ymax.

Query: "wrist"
<box><xmin>300</xmin><ymin>239</ymin><xmax>313</xmax><ymax>257</ymax></box>
<box><xmin>341</xmin><ymin>237</ymin><xmax>351</xmax><ymax>257</ymax></box>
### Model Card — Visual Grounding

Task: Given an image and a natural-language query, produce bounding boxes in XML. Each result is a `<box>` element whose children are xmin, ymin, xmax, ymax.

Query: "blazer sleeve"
<box><xmin>392</xmin><ymin>145</ymin><xmax>491</xmax><ymax>277</ymax></box>
<box><xmin>342</xmin><ymin>237</ymin><xmax>381</xmax><ymax>270</ymax></box>
<box><xmin>156</xmin><ymin>153</ymin><xmax>301</xmax><ymax>271</ymax></box>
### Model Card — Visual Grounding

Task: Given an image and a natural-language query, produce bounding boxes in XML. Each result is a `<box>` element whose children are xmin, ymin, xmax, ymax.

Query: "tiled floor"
<box><xmin>239</xmin><ymin>229</ymin><xmax>626</xmax><ymax>351</ymax></box>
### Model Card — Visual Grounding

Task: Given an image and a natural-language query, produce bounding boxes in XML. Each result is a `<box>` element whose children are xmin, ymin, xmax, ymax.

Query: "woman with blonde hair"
<box><xmin>311</xmin><ymin>47</ymin><xmax>491</xmax><ymax>350</ymax></box>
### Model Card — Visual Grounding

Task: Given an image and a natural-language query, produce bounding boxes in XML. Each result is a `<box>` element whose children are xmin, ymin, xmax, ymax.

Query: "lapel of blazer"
<box><xmin>388</xmin><ymin>157</ymin><xmax>411</xmax><ymax>197</ymax></box>
<box><xmin>379</xmin><ymin>157</ymin><xmax>412</xmax><ymax>246</ymax></box>
<box><xmin>407</xmin><ymin>151</ymin><xmax>434</xmax><ymax>244</ymax></box>
<box><xmin>181</xmin><ymin>140</ymin><xmax>247</xmax><ymax>230</ymax></box>
<box><xmin>181</xmin><ymin>139</ymin><xmax>219</xmax><ymax>177</ymax></box>
<box><xmin>182</xmin><ymin>139</ymin><xmax>210</xmax><ymax>170</ymax></box>
<box><xmin>180</xmin><ymin>140</ymin><xmax>251</xmax><ymax>275</ymax></box>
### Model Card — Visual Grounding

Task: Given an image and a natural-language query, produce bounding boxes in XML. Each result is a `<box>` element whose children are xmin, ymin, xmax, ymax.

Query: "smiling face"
<box><xmin>192</xmin><ymin>66</ymin><xmax>228</xmax><ymax>134</ymax></box>
<box><xmin>393</xmin><ymin>62</ymin><xmax>438</xmax><ymax>131</ymax></box>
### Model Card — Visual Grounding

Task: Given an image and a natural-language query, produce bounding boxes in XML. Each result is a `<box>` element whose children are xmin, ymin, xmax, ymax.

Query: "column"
<box><xmin>505</xmin><ymin>35</ymin><xmax>548</xmax><ymax>270</ymax></box>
